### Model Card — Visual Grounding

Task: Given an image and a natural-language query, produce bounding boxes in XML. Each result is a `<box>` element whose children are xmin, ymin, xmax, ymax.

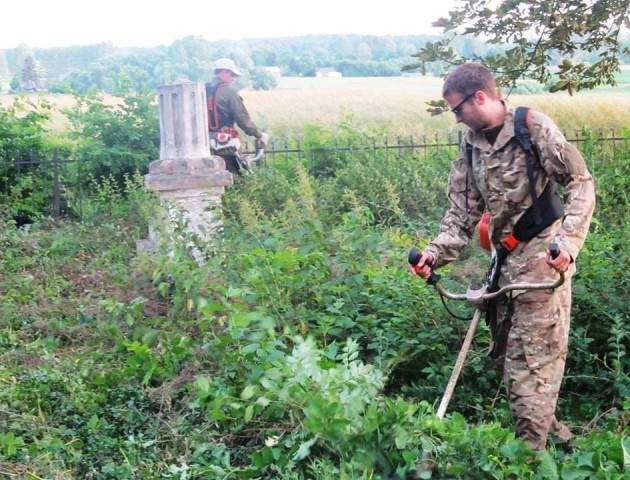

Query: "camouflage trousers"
<box><xmin>490</xmin><ymin>275</ymin><xmax>573</xmax><ymax>450</ymax></box>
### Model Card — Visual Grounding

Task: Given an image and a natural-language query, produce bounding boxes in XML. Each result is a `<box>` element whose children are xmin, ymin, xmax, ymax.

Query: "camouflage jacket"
<box><xmin>425</xmin><ymin>104</ymin><xmax>595</xmax><ymax>284</ymax></box>
<box><xmin>206</xmin><ymin>78</ymin><xmax>262</xmax><ymax>139</ymax></box>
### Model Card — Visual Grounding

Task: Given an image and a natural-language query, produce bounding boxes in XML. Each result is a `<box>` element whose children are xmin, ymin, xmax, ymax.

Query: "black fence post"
<box><xmin>53</xmin><ymin>151</ymin><xmax>61</xmax><ymax>218</ymax></box>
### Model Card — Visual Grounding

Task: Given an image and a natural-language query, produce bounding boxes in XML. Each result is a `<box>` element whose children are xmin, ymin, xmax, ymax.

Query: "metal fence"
<box><xmin>0</xmin><ymin>153</ymin><xmax>81</xmax><ymax>223</ymax></box>
<box><xmin>2</xmin><ymin>129</ymin><xmax>628</xmax><ymax>221</ymax></box>
<box><xmin>243</xmin><ymin>128</ymin><xmax>629</xmax><ymax>169</ymax></box>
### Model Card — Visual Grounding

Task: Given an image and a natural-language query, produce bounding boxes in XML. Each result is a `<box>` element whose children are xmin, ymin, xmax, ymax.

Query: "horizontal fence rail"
<box><xmin>2</xmin><ymin>129</ymin><xmax>628</xmax><ymax>223</ymax></box>
<box><xmin>241</xmin><ymin>128</ymin><xmax>629</xmax><ymax>169</ymax></box>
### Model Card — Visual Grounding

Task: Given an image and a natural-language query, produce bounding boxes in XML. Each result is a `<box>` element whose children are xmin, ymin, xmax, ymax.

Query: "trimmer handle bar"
<box><xmin>408</xmin><ymin>243</ymin><xmax>564</xmax><ymax>303</ymax></box>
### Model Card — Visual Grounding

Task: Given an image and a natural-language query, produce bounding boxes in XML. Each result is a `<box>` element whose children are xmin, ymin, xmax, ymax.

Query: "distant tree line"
<box><xmin>0</xmin><ymin>34</ymin><xmax>506</xmax><ymax>94</ymax></box>
<box><xmin>1</xmin><ymin>33</ymin><xmax>629</xmax><ymax>95</ymax></box>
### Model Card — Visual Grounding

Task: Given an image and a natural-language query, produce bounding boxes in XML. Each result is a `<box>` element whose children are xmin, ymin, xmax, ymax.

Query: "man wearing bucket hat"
<box><xmin>206</xmin><ymin>58</ymin><xmax>269</xmax><ymax>174</ymax></box>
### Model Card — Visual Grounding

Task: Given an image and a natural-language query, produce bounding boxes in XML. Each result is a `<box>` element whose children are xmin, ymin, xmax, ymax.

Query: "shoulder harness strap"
<box><xmin>514</xmin><ymin>106</ymin><xmax>540</xmax><ymax>224</ymax></box>
<box><xmin>465</xmin><ymin>142</ymin><xmax>474</xmax><ymax>215</ymax></box>
<box><xmin>505</xmin><ymin>106</ymin><xmax>564</xmax><ymax>247</ymax></box>
<box><xmin>206</xmin><ymin>82</ymin><xmax>227</xmax><ymax>131</ymax></box>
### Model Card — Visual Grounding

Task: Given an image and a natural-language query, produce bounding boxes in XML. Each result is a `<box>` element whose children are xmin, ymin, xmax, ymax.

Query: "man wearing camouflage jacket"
<box><xmin>413</xmin><ymin>62</ymin><xmax>595</xmax><ymax>451</ymax></box>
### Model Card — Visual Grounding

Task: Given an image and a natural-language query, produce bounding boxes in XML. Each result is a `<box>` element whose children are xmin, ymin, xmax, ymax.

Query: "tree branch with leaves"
<box><xmin>405</xmin><ymin>0</ymin><xmax>630</xmax><ymax>113</ymax></box>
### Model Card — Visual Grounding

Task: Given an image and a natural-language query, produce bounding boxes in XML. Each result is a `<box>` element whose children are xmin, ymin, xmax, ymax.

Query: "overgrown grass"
<box><xmin>1</xmin><ymin>121</ymin><xmax>628</xmax><ymax>478</ymax></box>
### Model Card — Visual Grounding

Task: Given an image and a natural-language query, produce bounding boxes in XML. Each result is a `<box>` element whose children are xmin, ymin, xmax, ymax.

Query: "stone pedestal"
<box><xmin>138</xmin><ymin>79</ymin><xmax>232</xmax><ymax>260</ymax></box>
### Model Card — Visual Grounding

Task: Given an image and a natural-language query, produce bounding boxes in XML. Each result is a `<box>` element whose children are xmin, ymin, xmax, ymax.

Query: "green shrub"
<box><xmin>64</xmin><ymin>90</ymin><xmax>159</xmax><ymax>188</ymax></box>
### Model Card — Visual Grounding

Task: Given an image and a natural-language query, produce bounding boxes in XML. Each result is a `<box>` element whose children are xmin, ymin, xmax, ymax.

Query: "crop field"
<box><xmin>244</xmin><ymin>74</ymin><xmax>630</xmax><ymax>139</ymax></box>
<box><xmin>2</xmin><ymin>72</ymin><xmax>630</xmax><ymax>140</ymax></box>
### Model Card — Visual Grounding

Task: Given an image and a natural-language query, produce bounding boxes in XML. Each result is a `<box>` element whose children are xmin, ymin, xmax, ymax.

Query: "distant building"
<box><xmin>21</xmin><ymin>79</ymin><xmax>47</xmax><ymax>92</ymax></box>
<box><xmin>262</xmin><ymin>66</ymin><xmax>281</xmax><ymax>78</ymax></box>
<box><xmin>315</xmin><ymin>68</ymin><xmax>342</xmax><ymax>78</ymax></box>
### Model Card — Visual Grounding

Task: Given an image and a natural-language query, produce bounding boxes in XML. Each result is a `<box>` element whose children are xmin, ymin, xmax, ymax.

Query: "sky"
<box><xmin>1</xmin><ymin>0</ymin><xmax>458</xmax><ymax>49</ymax></box>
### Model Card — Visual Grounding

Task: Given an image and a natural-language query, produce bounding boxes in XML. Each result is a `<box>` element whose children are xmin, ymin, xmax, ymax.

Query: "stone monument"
<box><xmin>138</xmin><ymin>79</ymin><xmax>232</xmax><ymax>259</ymax></box>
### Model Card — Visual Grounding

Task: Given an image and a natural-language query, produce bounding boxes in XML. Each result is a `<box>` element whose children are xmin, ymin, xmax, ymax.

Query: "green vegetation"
<box><xmin>408</xmin><ymin>0</ymin><xmax>630</xmax><ymax>95</ymax></box>
<box><xmin>0</xmin><ymin>94</ymin><xmax>629</xmax><ymax>477</ymax></box>
<box><xmin>0</xmin><ymin>92</ymin><xmax>159</xmax><ymax>224</ymax></box>
<box><xmin>0</xmin><ymin>95</ymin><xmax>60</xmax><ymax>222</ymax></box>
<box><xmin>64</xmin><ymin>90</ymin><xmax>160</xmax><ymax>186</ymax></box>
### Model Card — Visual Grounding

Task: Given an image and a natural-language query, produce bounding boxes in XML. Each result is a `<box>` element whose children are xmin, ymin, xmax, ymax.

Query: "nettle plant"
<box><xmin>195</xmin><ymin>335</ymin><xmax>425</xmax><ymax>477</ymax></box>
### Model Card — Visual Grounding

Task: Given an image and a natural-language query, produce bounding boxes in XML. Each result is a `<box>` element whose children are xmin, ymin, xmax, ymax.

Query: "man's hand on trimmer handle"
<box><xmin>546</xmin><ymin>242</ymin><xmax>570</xmax><ymax>273</ymax></box>
<box><xmin>407</xmin><ymin>248</ymin><xmax>436</xmax><ymax>282</ymax></box>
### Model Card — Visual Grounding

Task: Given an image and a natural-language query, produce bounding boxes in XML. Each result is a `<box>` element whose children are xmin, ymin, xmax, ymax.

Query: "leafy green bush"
<box><xmin>250</xmin><ymin>66</ymin><xmax>279</xmax><ymax>91</ymax></box>
<box><xmin>64</xmin><ymin>90</ymin><xmax>159</xmax><ymax>188</ymax></box>
<box><xmin>0</xmin><ymin>95</ymin><xmax>60</xmax><ymax>222</ymax></box>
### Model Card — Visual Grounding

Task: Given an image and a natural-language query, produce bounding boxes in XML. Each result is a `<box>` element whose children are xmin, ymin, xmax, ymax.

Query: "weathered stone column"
<box><xmin>138</xmin><ymin>79</ymin><xmax>232</xmax><ymax>259</ymax></box>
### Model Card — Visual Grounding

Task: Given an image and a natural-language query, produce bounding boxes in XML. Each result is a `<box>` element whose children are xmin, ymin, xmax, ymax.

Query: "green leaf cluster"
<box><xmin>406</xmin><ymin>0</ymin><xmax>630</xmax><ymax>97</ymax></box>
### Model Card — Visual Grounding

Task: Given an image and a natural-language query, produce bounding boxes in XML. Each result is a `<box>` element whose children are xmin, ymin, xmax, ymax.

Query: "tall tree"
<box><xmin>405</xmin><ymin>0</ymin><xmax>630</xmax><ymax>96</ymax></box>
<box><xmin>21</xmin><ymin>56</ymin><xmax>38</xmax><ymax>83</ymax></box>
<box><xmin>357</xmin><ymin>42</ymin><xmax>373</xmax><ymax>61</ymax></box>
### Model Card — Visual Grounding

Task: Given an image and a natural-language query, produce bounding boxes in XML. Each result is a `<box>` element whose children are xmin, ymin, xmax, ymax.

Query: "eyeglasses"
<box><xmin>450</xmin><ymin>91</ymin><xmax>477</xmax><ymax>115</ymax></box>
